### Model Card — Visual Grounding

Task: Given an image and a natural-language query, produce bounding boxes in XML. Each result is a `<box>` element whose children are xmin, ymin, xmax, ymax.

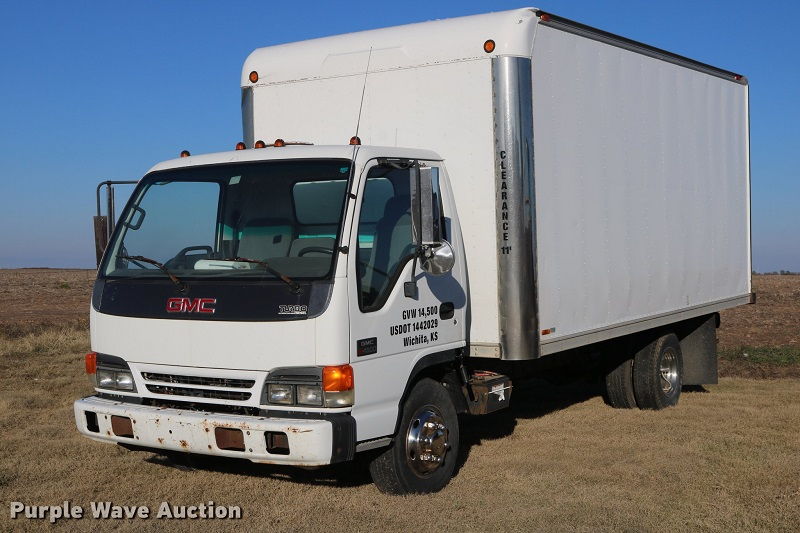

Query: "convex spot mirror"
<box><xmin>420</xmin><ymin>240</ymin><xmax>455</xmax><ymax>276</ymax></box>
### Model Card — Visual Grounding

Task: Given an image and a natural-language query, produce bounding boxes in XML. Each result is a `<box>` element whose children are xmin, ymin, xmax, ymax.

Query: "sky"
<box><xmin>0</xmin><ymin>1</ymin><xmax>797</xmax><ymax>271</ymax></box>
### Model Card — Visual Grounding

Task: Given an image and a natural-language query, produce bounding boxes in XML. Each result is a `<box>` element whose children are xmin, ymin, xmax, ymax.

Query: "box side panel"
<box><xmin>251</xmin><ymin>60</ymin><xmax>500</xmax><ymax>344</ymax></box>
<box><xmin>532</xmin><ymin>25</ymin><xmax>750</xmax><ymax>344</ymax></box>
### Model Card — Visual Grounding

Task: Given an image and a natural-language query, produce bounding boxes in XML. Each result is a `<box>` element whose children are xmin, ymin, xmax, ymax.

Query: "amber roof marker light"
<box><xmin>538</xmin><ymin>13</ymin><xmax>552</xmax><ymax>22</ymax></box>
<box><xmin>254</xmin><ymin>140</ymin><xmax>267</xmax><ymax>149</ymax></box>
<box><xmin>248</xmin><ymin>71</ymin><xmax>259</xmax><ymax>83</ymax></box>
<box><xmin>273</xmin><ymin>138</ymin><xmax>285</xmax><ymax>147</ymax></box>
<box><xmin>235</xmin><ymin>142</ymin><xmax>246</xmax><ymax>150</ymax></box>
<box><xmin>180</xmin><ymin>150</ymin><xmax>190</xmax><ymax>158</ymax></box>
<box><xmin>483</xmin><ymin>39</ymin><xmax>495</xmax><ymax>53</ymax></box>
<box><xmin>349</xmin><ymin>136</ymin><xmax>361</xmax><ymax>146</ymax></box>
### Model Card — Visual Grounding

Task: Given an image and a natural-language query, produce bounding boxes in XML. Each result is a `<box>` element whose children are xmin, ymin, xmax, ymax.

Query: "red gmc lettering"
<box><xmin>184</xmin><ymin>299</ymin><xmax>202</xmax><ymax>313</ymax></box>
<box><xmin>166</xmin><ymin>298</ymin><xmax>183</xmax><ymax>312</ymax></box>
<box><xmin>166</xmin><ymin>297</ymin><xmax>216</xmax><ymax>314</ymax></box>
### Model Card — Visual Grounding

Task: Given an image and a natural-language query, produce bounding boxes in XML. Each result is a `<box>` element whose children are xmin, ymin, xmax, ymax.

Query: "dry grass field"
<box><xmin>0</xmin><ymin>270</ymin><xmax>798</xmax><ymax>531</ymax></box>
<box><xmin>0</xmin><ymin>269</ymin><xmax>94</xmax><ymax>328</ymax></box>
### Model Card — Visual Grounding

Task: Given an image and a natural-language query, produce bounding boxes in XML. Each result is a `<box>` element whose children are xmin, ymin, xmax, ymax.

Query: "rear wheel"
<box><xmin>603</xmin><ymin>355</ymin><xmax>637</xmax><ymax>409</ymax></box>
<box><xmin>633</xmin><ymin>333</ymin><xmax>683</xmax><ymax>409</ymax></box>
<box><xmin>369</xmin><ymin>378</ymin><xmax>459</xmax><ymax>494</ymax></box>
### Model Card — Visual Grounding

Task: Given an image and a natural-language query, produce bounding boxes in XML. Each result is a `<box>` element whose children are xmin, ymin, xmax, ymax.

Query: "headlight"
<box><xmin>115</xmin><ymin>371</ymin><xmax>134</xmax><ymax>391</ymax></box>
<box><xmin>97</xmin><ymin>368</ymin><xmax>116</xmax><ymax>388</ymax></box>
<box><xmin>95</xmin><ymin>366</ymin><xmax>136</xmax><ymax>392</ymax></box>
<box><xmin>263</xmin><ymin>365</ymin><xmax>353</xmax><ymax>408</ymax></box>
<box><xmin>268</xmin><ymin>384</ymin><xmax>294</xmax><ymax>405</ymax></box>
<box><xmin>296</xmin><ymin>385</ymin><xmax>323</xmax><ymax>406</ymax></box>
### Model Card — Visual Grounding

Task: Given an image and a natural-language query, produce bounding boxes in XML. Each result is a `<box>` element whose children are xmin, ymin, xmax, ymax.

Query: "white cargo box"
<box><xmin>241</xmin><ymin>7</ymin><xmax>751</xmax><ymax>359</ymax></box>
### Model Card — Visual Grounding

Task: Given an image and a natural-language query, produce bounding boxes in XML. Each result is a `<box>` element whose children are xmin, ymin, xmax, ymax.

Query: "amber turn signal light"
<box><xmin>249</xmin><ymin>71</ymin><xmax>259</xmax><ymax>83</ymax></box>
<box><xmin>85</xmin><ymin>352</ymin><xmax>97</xmax><ymax>374</ymax></box>
<box><xmin>483</xmin><ymin>39</ymin><xmax>495</xmax><ymax>53</ymax></box>
<box><xmin>322</xmin><ymin>364</ymin><xmax>354</xmax><ymax>392</ymax></box>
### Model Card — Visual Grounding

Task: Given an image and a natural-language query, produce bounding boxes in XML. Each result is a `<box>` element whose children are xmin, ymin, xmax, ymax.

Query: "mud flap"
<box><xmin>680</xmin><ymin>314</ymin><xmax>718</xmax><ymax>385</ymax></box>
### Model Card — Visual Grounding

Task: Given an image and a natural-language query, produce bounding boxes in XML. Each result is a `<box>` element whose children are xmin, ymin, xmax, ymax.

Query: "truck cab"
<box><xmin>76</xmin><ymin>144</ymin><xmax>488</xmax><ymax>493</ymax></box>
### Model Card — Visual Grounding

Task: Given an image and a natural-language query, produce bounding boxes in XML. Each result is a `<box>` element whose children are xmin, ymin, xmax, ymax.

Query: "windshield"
<box><xmin>102</xmin><ymin>159</ymin><xmax>351</xmax><ymax>281</ymax></box>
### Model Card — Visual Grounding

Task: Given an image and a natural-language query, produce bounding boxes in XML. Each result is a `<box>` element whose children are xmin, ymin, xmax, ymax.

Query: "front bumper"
<box><xmin>74</xmin><ymin>396</ymin><xmax>353</xmax><ymax>466</ymax></box>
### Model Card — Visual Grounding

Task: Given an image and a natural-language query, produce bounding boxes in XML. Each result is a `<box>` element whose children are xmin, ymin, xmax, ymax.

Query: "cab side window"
<box><xmin>357</xmin><ymin>168</ymin><xmax>414</xmax><ymax>311</ymax></box>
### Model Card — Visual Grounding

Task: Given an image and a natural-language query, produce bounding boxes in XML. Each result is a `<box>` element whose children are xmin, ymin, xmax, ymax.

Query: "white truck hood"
<box><xmin>90</xmin><ymin>307</ymin><xmax>316</xmax><ymax>371</ymax></box>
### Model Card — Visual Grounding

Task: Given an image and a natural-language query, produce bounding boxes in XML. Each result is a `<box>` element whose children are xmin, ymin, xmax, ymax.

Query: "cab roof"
<box><xmin>148</xmin><ymin>145</ymin><xmax>443</xmax><ymax>174</ymax></box>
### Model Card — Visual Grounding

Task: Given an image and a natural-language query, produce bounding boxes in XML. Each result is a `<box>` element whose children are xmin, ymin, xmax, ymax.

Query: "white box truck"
<box><xmin>76</xmin><ymin>7</ymin><xmax>752</xmax><ymax>494</ymax></box>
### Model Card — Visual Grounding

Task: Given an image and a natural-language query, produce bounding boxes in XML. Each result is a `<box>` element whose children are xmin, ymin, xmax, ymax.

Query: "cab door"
<box><xmin>347</xmin><ymin>159</ymin><xmax>467</xmax><ymax>441</ymax></box>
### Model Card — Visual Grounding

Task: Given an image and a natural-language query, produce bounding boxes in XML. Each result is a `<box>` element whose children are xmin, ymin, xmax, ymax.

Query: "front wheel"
<box><xmin>369</xmin><ymin>378</ymin><xmax>460</xmax><ymax>494</ymax></box>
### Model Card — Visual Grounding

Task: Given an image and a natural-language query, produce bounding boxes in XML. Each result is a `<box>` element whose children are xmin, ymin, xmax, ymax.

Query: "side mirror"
<box><xmin>93</xmin><ymin>216</ymin><xmax>109</xmax><ymax>266</ymax></box>
<box><xmin>410</xmin><ymin>165</ymin><xmax>454</xmax><ymax>276</ymax></box>
<box><xmin>94</xmin><ymin>179</ymin><xmax>137</xmax><ymax>267</ymax></box>
<box><xmin>420</xmin><ymin>240</ymin><xmax>455</xmax><ymax>276</ymax></box>
<box><xmin>410</xmin><ymin>166</ymin><xmax>442</xmax><ymax>247</ymax></box>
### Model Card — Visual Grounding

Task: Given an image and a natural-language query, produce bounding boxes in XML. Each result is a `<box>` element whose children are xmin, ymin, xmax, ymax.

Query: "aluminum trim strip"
<box><xmin>540</xmin><ymin>294</ymin><xmax>753</xmax><ymax>355</ymax></box>
<box><xmin>492</xmin><ymin>56</ymin><xmax>540</xmax><ymax>360</ymax></box>
<box><xmin>355</xmin><ymin>437</ymin><xmax>392</xmax><ymax>452</ymax></box>
<box><xmin>535</xmin><ymin>12</ymin><xmax>747</xmax><ymax>85</ymax></box>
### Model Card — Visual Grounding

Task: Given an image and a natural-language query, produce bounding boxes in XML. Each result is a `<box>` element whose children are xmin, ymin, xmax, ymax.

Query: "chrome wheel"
<box><xmin>405</xmin><ymin>406</ymin><xmax>450</xmax><ymax>476</ymax></box>
<box><xmin>660</xmin><ymin>349</ymin><xmax>679</xmax><ymax>394</ymax></box>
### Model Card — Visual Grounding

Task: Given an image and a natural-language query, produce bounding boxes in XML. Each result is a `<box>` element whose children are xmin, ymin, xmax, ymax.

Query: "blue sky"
<box><xmin>0</xmin><ymin>1</ymin><xmax>797</xmax><ymax>271</ymax></box>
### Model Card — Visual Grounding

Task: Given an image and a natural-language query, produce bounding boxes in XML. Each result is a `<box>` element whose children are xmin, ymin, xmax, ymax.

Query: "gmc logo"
<box><xmin>166</xmin><ymin>297</ymin><xmax>216</xmax><ymax>314</ymax></box>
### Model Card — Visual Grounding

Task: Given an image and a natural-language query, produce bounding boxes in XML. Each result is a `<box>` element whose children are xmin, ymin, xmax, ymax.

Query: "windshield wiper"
<box><xmin>224</xmin><ymin>257</ymin><xmax>301</xmax><ymax>294</ymax></box>
<box><xmin>118</xmin><ymin>255</ymin><xmax>187</xmax><ymax>293</ymax></box>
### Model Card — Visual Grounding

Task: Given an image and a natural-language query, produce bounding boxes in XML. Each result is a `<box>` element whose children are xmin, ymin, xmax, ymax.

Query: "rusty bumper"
<box><xmin>74</xmin><ymin>396</ymin><xmax>340</xmax><ymax>466</ymax></box>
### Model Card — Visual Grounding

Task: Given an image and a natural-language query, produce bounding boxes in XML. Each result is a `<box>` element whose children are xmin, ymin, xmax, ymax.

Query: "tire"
<box><xmin>633</xmin><ymin>333</ymin><xmax>683</xmax><ymax>410</ymax></box>
<box><xmin>603</xmin><ymin>356</ymin><xmax>637</xmax><ymax>409</ymax></box>
<box><xmin>369</xmin><ymin>378</ymin><xmax>460</xmax><ymax>494</ymax></box>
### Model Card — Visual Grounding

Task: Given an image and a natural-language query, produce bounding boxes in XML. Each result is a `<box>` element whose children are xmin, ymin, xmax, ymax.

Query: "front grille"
<box><xmin>145</xmin><ymin>384</ymin><xmax>252</xmax><ymax>401</ymax></box>
<box><xmin>141</xmin><ymin>397</ymin><xmax>260</xmax><ymax>416</ymax></box>
<box><xmin>141</xmin><ymin>372</ymin><xmax>255</xmax><ymax>389</ymax></box>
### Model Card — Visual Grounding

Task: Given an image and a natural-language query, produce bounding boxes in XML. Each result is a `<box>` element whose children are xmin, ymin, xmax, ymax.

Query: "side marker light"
<box><xmin>85</xmin><ymin>352</ymin><xmax>97</xmax><ymax>374</ymax></box>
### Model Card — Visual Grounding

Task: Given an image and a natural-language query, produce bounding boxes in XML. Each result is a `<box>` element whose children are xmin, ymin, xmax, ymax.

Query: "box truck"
<box><xmin>75</xmin><ymin>8</ymin><xmax>752</xmax><ymax>494</ymax></box>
